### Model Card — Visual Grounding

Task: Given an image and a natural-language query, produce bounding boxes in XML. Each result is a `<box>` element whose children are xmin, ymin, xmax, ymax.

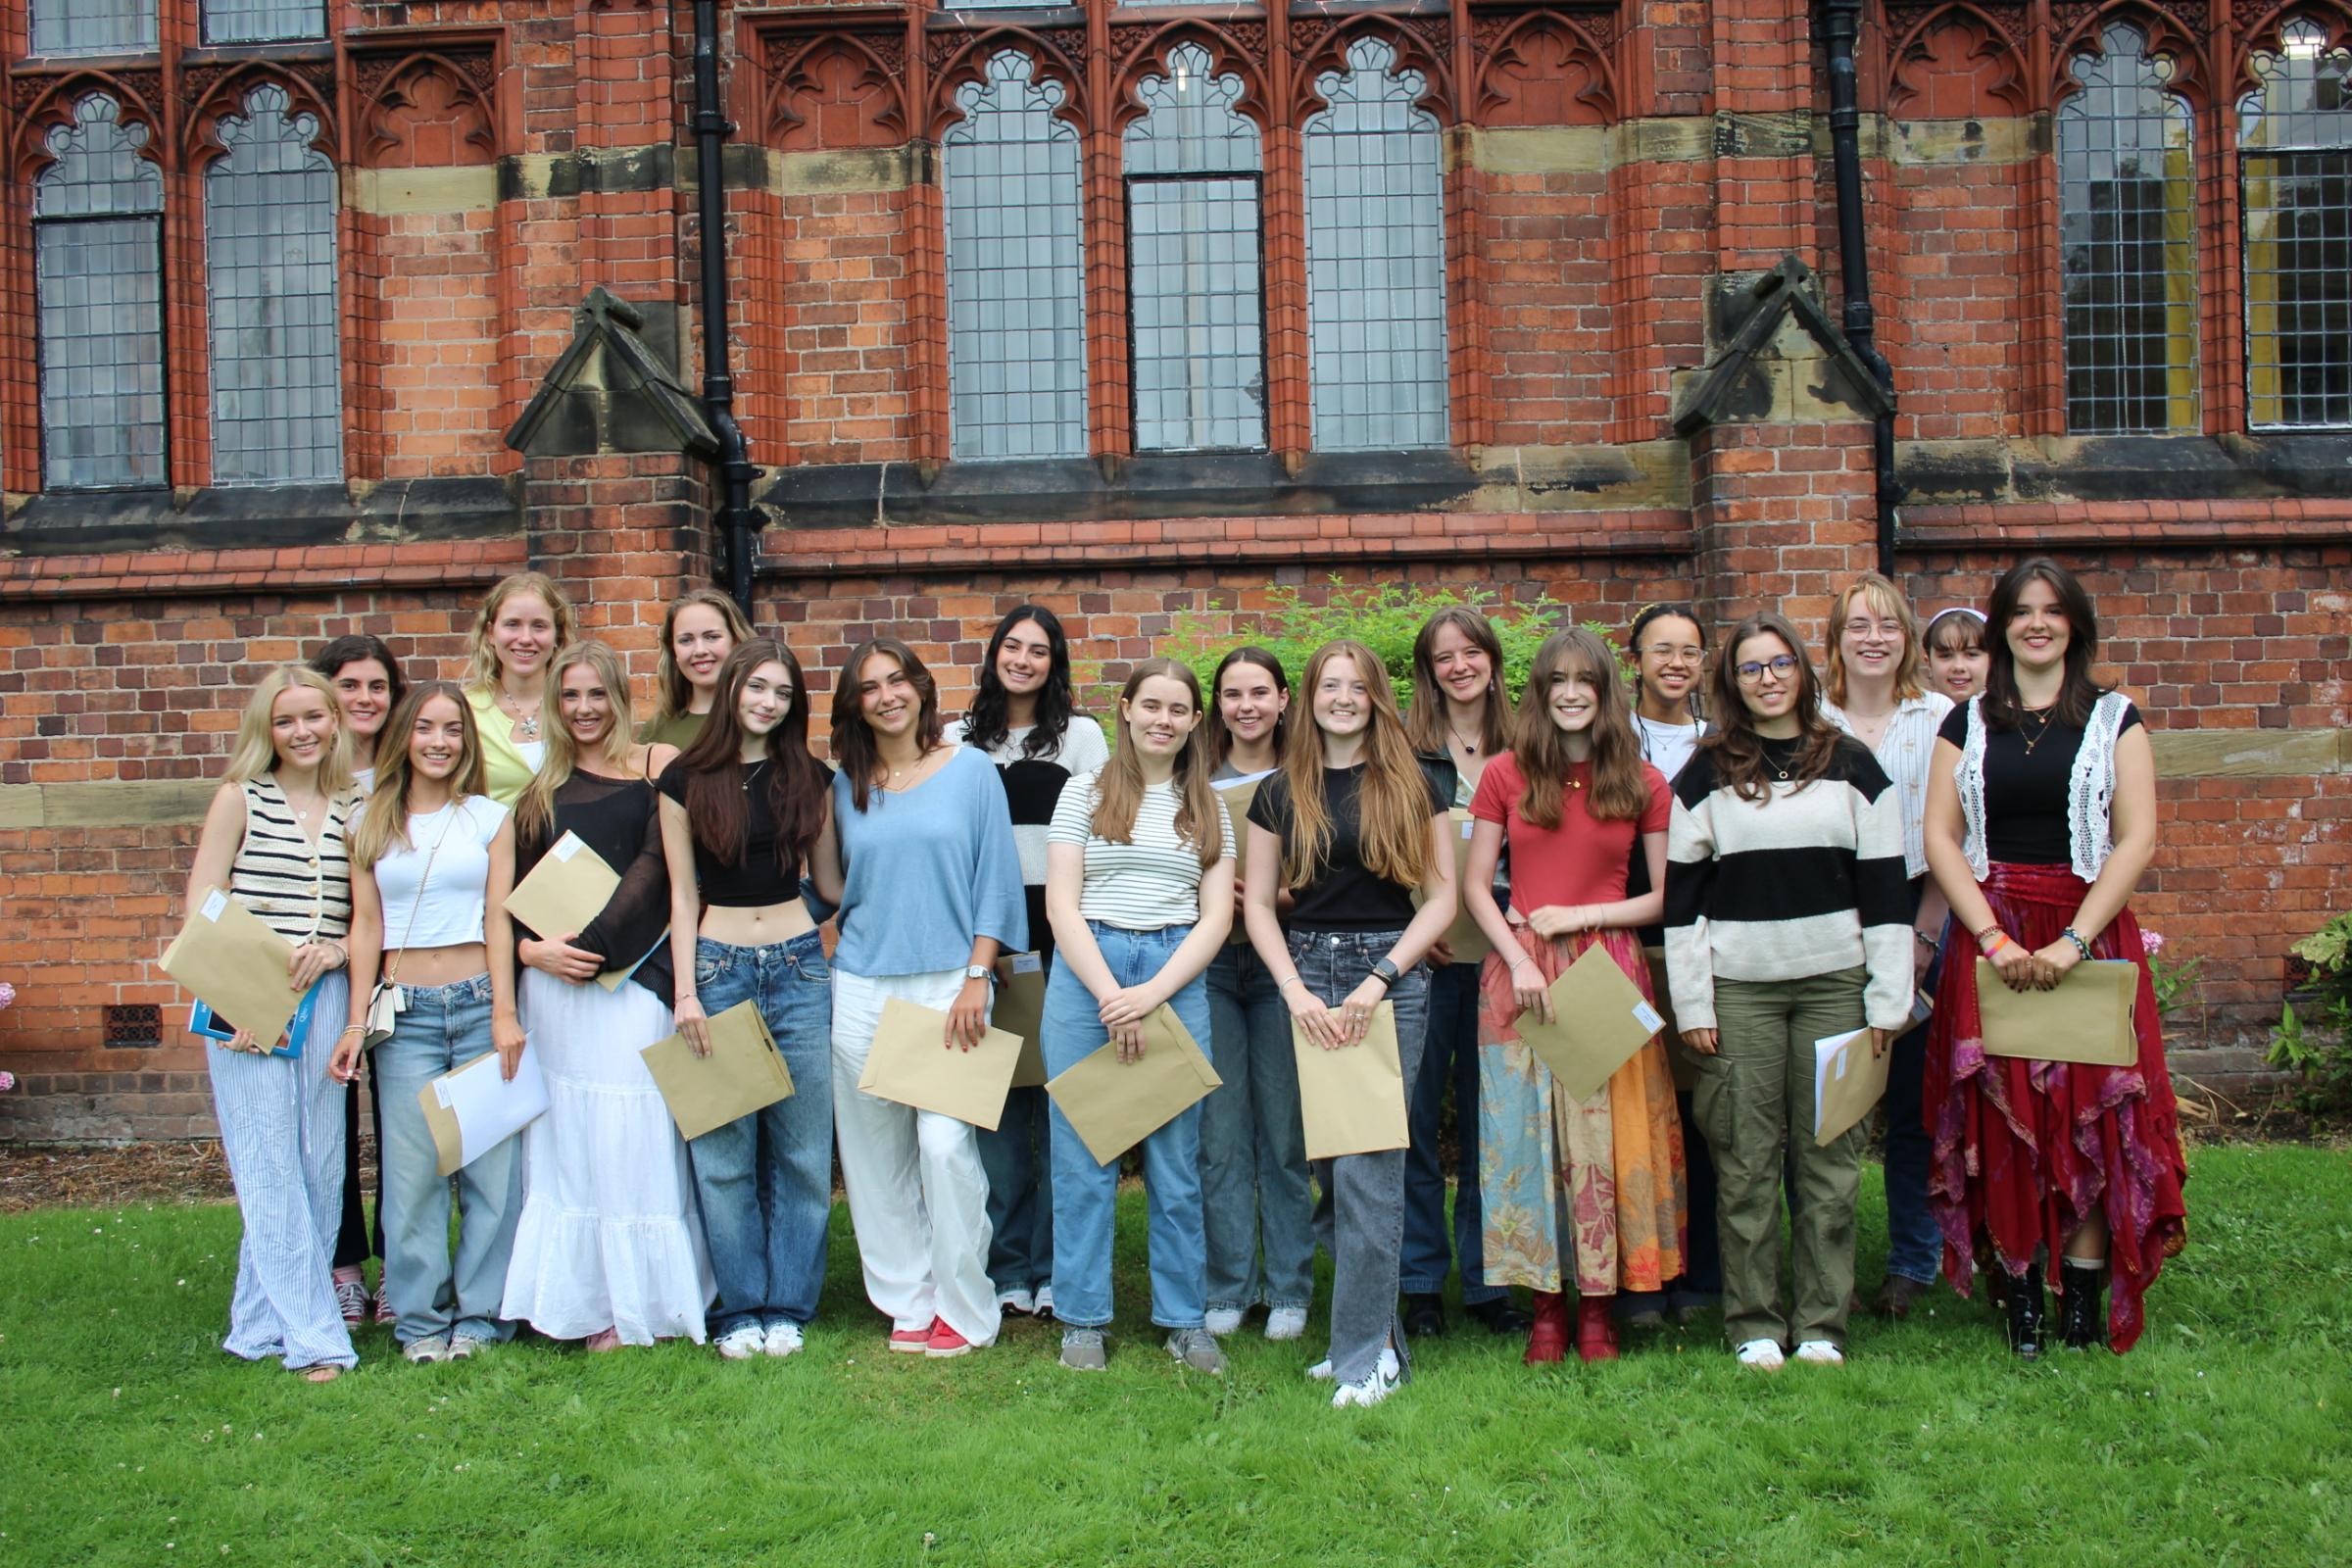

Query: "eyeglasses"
<box><xmin>1734</xmin><ymin>656</ymin><xmax>1798</xmax><ymax>683</ymax></box>
<box><xmin>1841</xmin><ymin>619</ymin><xmax>1903</xmax><ymax>640</ymax></box>
<box><xmin>1642</xmin><ymin>643</ymin><xmax>1703</xmax><ymax>663</ymax></box>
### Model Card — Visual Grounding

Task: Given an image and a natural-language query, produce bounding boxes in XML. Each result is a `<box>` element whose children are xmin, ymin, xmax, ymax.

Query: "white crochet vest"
<box><xmin>1956</xmin><ymin>691</ymin><xmax>2130</xmax><ymax>885</ymax></box>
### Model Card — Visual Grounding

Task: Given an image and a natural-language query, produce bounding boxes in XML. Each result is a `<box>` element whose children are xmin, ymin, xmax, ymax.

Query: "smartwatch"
<box><xmin>1369</xmin><ymin>956</ymin><xmax>1400</xmax><ymax>990</ymax></box>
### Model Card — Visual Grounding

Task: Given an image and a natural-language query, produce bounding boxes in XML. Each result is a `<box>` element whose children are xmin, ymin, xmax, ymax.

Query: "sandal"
<box><xmin>297</xmin><ymin>1364</ymin><xmax>343</xmax><ymax>1384</ymax></box>
<box><xmin>583</xmin><ymin>1328</ymin><xmax>624</xmax><ymax>1353</ymax></box>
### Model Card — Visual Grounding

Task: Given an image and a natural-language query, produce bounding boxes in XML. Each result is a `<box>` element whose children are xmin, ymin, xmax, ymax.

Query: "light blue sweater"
<box><xmin>832</xmin><ymin>746</ymin><xmax>1028</xmax><ymax>977</ymax></box>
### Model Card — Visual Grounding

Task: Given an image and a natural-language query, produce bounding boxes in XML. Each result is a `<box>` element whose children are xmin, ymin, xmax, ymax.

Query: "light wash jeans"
<box><xmin>373</xmin><ymin>973</ymin><xmax>523</xmax><ymax>1347</ymax></box>
<box><xmin>1291</xmin><ymin>927</ymin><xmax>1430</xmax><ymax>1386</ymax></box>
<box><xmin>1043</xmin><ymin>921</ymin><xmax>1211</xmax><ymax>1331</ymax></box>
<box><xmin>208</xmin><ymin>971</ymin><xmax>356</xmax><ymax>1370</ymax></box>
<box><xmin>1200</xmin><ymin>942</ymin><xmax>1315</xmax><ymax>1313</ymax></box>
<box><xmin>1401</xmin><ymin>957</ymin><xmax>1500</xmax><ymax>1303</ymax></box>
<box><xmin>687</xmin><ymin>932</ymin><xmax>836</xmax><ymax>1338</ymax></box>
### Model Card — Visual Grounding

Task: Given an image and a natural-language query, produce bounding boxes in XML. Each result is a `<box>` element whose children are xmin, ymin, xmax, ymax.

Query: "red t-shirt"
<box><xmin>1468</xmin><ymin>752</ymin><xmax>1672</xmax><ymax>908</ymax></box>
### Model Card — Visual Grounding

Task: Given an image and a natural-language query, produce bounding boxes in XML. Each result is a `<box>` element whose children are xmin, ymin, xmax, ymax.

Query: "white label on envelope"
<box><xmin>1461</xmin><ymin>818</ymin><xmax>1476</xmax><ymax>839</ymax></box>
<box><xmin>433</xmin><ymin>1077</ymin><xmax>456</xmax><ymax>1108</ymax></box>
<box><xmin>1835</xmin><ymin>1050</ymin><xmax>1850</xmax><ymax>1080</ymax></box>
<box><xmin>552</xmin><ymin>833</ymin><xmax>582</xmax><ymax>862</ymax></box>
<box><xmin>1632</xmin><ymin>1001</ymin><xmax>1664</xmax><ymax>1034</ymax></box>
<box><xmin>201</xmin><ymin>889</ymin><xmax>229</xmax><ymax>921</ymax></box>
<box><xmin>1010</xmin><ymin>954</ymin><xmax>1043</xmax><ymax>974</ymax></box>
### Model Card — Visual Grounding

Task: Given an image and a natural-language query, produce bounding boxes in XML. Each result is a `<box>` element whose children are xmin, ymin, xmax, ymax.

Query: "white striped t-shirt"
<box><xmin>1046</xmin><ymin>771</ymin><xmax>1235</xmax><ymax>930</ymax></box>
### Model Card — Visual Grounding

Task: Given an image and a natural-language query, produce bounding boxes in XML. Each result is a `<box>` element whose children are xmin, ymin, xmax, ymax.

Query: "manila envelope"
<box><xmin>857</xmin><ymin>996</ymin><xmax>1025</xmax><ymax>1130</ymax></box>
<box><xmin>993</xmin><ymin>952</ymin><xmax>1051</xmax><ymax>1089</ymax></box>
<box><xmin>1813</xmin><ymin>1026</ymin><xmax>1891</xmax><ymax>1148</ymax></box>
<box><xmin>503</xmin><ymin>831</ymin><xmax>635</xmax><ymax>993</ymax></box>
<box><xmin>1045</xmin><ymin>1004</ymin><xmax>1224</xmax><ymax>1166</ymax></box>
<box><xmin>161</xmin><ymin>887</ymin><xmax>304</xmax><ymax>1048</ymax></box>
<box><xmin>641</xmin><ymin>999</ymin><xmax>795</xmax><ymax>1142</ymax></box>
<box><xmin>1441</xmin><ymin>808</ymin><xmax>1491</xmax><ymax>962</ymax></box>
<box><xmin>418</xmin><ymin>1044</ymin><xmax>549</xmax><ymax>1178</ymax></box>
<box><xmin>1292</xmin><ymin>1002</ymin><xmax>1409</xmax><ymax>1160</ymax></box>
<box><xmin>1977</xmin><ymin>958</ymin><xmax>2138</xmax><ymax>1066</ymax></box>
<box><xmin>1215</xmin><ymin>776</ymin><xmax>1263</xmax><ymax>945</ymax></box>
<box><xmin>1512</xmin><ymin>943</ymin><xmax>1668</xmax><ymax>1103</ymax></box>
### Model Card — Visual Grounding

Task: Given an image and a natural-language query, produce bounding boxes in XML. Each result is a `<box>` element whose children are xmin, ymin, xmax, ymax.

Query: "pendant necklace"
<box><xmin>2020</xmin><ymin>705</ymin><xmax>2057</xmax><ymax>757</ymax></box>
<box><xmin>501</xmin><ymin>690</ymin><xmax>542</xmax><ymax>742</ymax></box>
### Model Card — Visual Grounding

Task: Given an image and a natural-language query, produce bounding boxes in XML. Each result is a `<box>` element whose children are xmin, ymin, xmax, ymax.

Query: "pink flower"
<box><xmin>0</xmin><ymin>980</ymin><xmax>13</xmax><ymax>1009</ymax></box>
<box><xmin>2140</xmin><ymin>930</ymin><xmax>2166</xmax><ymax>956</ymax></box>
<box><xmin>0</xmin><ymin>1071</ymin><xmax>13</xmax><ymax>1093</ymax></box>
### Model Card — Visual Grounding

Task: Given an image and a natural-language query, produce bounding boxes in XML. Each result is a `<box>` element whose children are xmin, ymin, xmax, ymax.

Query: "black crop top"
<box><xmin>512</xmin><ymin>770</ymin><xmax>675</xmax><ymax>1005</ymax></box>
<box><xmin>656</xmin><ymin>758</ymin><xmax>827</xmax><ymax>907</ymax></box>
<box><xmin>1937</xmin><ymin>700</ymin><xmax>2142</xmax><ymax>866</ymax></box>
<box><xmin>1249</xmin><ymin>762</ymin><xmax>1449</xmax><ymax>932</ymax></box>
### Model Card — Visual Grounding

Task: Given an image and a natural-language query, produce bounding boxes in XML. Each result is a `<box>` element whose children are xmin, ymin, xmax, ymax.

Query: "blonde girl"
<box><xmin>461</xmin><ymin>571</ymin><xmax>576</xmax><ymax>804</ymax></box>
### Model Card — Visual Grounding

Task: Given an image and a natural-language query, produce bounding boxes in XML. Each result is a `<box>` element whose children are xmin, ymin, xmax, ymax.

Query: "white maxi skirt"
<box><xmin>502</xmin><ymin>969</ymin><xmax>714</xmax><ymax>1344</ymax></box>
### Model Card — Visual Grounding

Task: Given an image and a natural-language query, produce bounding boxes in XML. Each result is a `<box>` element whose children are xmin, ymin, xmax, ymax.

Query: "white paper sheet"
<box><xmin>434</xmin><ymin>1046</ymin><xmax>550</xmax><ymax>1168</ymax></box>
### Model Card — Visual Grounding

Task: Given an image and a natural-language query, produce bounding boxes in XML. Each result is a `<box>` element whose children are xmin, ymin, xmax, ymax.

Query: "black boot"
<box><xmin>2059</xmin><ymin>1261</ymin><xmax>2105</xmax><ymax>1350</ymax></box>
<box><xmin>2004</xmin><ymin>1263</ymin><xmax>2045</xmax><ymax>1361</ymax></box>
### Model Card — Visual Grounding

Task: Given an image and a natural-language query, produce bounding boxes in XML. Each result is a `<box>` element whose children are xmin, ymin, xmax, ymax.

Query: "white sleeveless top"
<box><xmin>1954</xmin><ymin>691</ymin><xmax>2132</xmax><ymax>885</ymax></box>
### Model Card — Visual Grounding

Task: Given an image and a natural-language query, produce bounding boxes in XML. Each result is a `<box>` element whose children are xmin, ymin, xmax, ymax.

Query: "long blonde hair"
<box><xmin>1513</xmin><ymin>629</ymin><xmax>1647</xmax><ymax>826</ymax></box>
<box><xmin>514</xmin><ymin>642</ymin><xmax>636</xmax><ymax>845</ymax></box>
<box><xmin>223</xmin><ymin>665</ymin><xmax>353</xmax><ymax>796</ymax></box>
<box><xmin>1280</xmin><ymin>640</ymin><xmax>1430</xmax><ymax>891</ymax></box>
<box><xmin>1825</xmin><ymin>571</ymin><xmax>1925</xmax><ymax>707</ymax></box>
<box><xmin>1091</xmin><ymin>659</ymin><xmax>1221</xmax><ymax>870</ymax></box>
<box><xmin>648</xmin><ymin>588</ymin><xmax>754</xmax><ymax>730</ymax></box>
<box><xmin>350</xmin><ymin>682</ymin><xmax>488</xmax><ymax>870</ymax></box>
<box><xmin>463</xmin><ymin>571</ymin><xmax>576</xmax><ymax>693</ymax></box>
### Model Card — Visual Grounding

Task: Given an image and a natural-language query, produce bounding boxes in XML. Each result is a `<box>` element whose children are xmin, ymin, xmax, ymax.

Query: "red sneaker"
<box><xmin>1576</xmin><ymin>1295</ymin><xmax>1620</xmax><ymax>1363</ymax></box>
<box><xmin>926</xmin><ymin>1319</ymin><xmax>973</xmax><ymax>1359</ymax></box>
<box><xmin>888</xmin><ymin>1322</ymin><xmax>933</xmax><ymax>1354</ymax></box>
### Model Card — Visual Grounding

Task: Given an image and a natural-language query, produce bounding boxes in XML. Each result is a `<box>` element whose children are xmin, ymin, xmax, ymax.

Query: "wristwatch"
<box><xmin>964</xmin><ymin>963</ymin><xmax>994</xmax><ymax>985</ymax></box>
<box><xmin>1368</xmin><ymin>956</ymin><xmax>1400</xmax><ymax>990</ymax></box>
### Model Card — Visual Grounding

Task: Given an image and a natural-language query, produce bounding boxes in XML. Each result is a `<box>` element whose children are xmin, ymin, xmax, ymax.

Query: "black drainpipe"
<box><xmin>689</xmin><ymin>0</ymin><xmax>760</xmax><ymax>614</ymax></box>
<box><xmin>1820</xmin><ymin>0</ymin><xmax>1901</xmax><ymax>575</ymax></box>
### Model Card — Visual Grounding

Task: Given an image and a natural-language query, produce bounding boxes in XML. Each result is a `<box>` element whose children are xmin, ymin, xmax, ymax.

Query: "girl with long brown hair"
<box><xmin>1040</xmin><ymin>659</ymin><xmax>1236</xmax><ymax>1373</ymax></box>
<box><xmin>826</xmin><ymin>637</ymin><xmax>1025</xmax><ymax>1360</ymax></box>
<box><xmin>332</xmin><ymin>682</ymin><xmax>523</xmax><ymax>1364</ymax></box>
<box><xmin>1399</xmin><ymin>606</ymin><xmax>1528</xmax><ymax>1340</ymax></box>
<box><xmin>500</xmin><ymin>642</ymin><xmax>710</xmax><ymax>1351</ymax></box>
<box><xmin>657</xmin><ymin>639</ymin><xmax>839</xmax><ymax>1359</ymax></box>
<box><xmin>641</xmin><ymin>588</ymin><xmax>756</xmax><ymax>752</ymax></box>
<box><xmin>460</xmin><ymin>571</ymin><xmax>575</xmax><ymax>806</ymax></box>
<box><xmin>1464</xmin><ymin>629</ymin><xmax>1685</xmax><ymax>1365</ymax></box>
<box><xmin>1662</xmin><ymin>613</ymin><xmax>1912</xmax><ymax>1371</ymax></box>
<box><xmin>1243</xmin><ymin>640</ymin><xmax>1456</xmax><ymax>1408</ymax></box>
<box><xmin>1199</xmin><ymin>646</ymin><xmax>1314</xmax><ymax>1342</ymax></box>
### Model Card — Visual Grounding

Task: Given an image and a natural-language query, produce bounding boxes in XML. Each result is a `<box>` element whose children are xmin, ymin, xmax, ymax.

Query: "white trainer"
<box><xmin>1791</xmin><ymin>1340</ymin><xmax>1843</xmax><ymax>1366</ymax></box>
<box><xmin>763</xmin><ymin>1322</ymin><xmax>806</xmax><ymax>1358</ymax></box>
<box><xmin>1033</xmin><ymin>1284</ymin><xmax>1055</xmax><ymax>1319</ymax></box>
<box><xmin>1735</xmin><ymin>1338</ymin><xmax>1786</xmax><ymax>1371</ymax></box>
<box><xmin>715</xmin><ymin>1325</ymin><xmax>766</xmax><ymax>1360</ymax></box>
<box><xmin>1332</xmin><ymin>1359</ymin><xmax>1400</xmax><ymax>1408</ymax></box>
<box><xmin>1264</xmin><ymin>1305</ymin><xmax>1308</xmax><ymax>1342</ymax></box>
<box><xmin>997</xmin><ymin>1288</ymin><xmax>1035</xmax><ymax>1317</ymax></box>
<box><xmin>1203</xmin><ymin>1307</ymin><xmax>1245</xmax><ymax>1336</ymax></box>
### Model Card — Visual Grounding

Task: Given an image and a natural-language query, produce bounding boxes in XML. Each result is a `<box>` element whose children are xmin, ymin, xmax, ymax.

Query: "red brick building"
<box><xmin>1</xmin><ymin>0</ymin><xmax>2345</xmax><ymax>1138</ymax></box>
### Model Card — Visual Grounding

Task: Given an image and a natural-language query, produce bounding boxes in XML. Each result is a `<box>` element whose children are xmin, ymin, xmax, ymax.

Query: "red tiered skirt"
<box><xmin>1924</xmin><ymin>861</ymin><xmax>2188</xmax><ymax>1352</ymax></box>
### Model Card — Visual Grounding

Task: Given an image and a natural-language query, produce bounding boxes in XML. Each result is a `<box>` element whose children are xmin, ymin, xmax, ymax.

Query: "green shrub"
<box><xmin>1160</xmin><ymin>578</ymin><xmax>1623</xmax><ymax>711</ymax></box>
<box><xmin>2270</xmin><ymin>911</ymin><xmax>2352</xmax><ymax>1118</ymax></box>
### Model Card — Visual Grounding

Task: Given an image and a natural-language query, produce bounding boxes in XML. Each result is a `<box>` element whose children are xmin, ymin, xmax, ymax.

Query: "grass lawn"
<box><xmin>6</xmin><ymin>1144</ymin><xmax>2350</xmax><ymax>1567</ymax></box>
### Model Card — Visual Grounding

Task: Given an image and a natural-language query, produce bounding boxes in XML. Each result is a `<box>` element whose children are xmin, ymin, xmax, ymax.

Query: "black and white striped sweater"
<box><xmin>1663</xmin><ymin>733</ymin><xmax>1913</xmax><ymax>1033</ymax></box>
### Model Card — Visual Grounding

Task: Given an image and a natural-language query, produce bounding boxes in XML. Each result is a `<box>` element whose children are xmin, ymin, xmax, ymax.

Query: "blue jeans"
<box><xmin>688</xmin><ymin>932</ymin><xmax>835</xmax><ymax>1338</ymax></box>
<box><xmin>1291</xmin><ymin>927</ymin><xmax>1430</xmax><ymax>1386</ymax></box>
<box><xmin>1200</xmin><ymin>943</ymin><xmax>1315</xmax><ymax>1312</ymax></box>
<box><xmin>373</xmin><ymin>973</ymin><xmax>522</xmax><ymax>1346</ymax></box>
<box><xmin>1881</xmin><ymin>944</ymin><xmax>1941</xmax><ymax>1285</ymax></box>
<box><xmin>978</xmin><ymin>1090</ymin><xmax>1054</xmax><ymax>1297</ymax></box>
<box><xmin>1044</xmin><ymin>922</ymin><xmax>1211</xmax><ymax>1330</ymax></box>
<box><xmin>1401</xmin><ymin>957</ymin><xmax>1499</xmax><ymax>1303</ymax></box>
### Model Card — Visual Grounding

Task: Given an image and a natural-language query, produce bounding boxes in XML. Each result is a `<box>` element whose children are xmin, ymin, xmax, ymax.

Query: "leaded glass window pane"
<box><xmin>203</xmin><ymin>0</ymin><xmax>324</xmax><ymax>45</ymax></box>
<box><xmin>33</xmin><ymin>96</ymin><xmax>166</xmax><ymax>491</ymax></box>
<box><xmin>943</xmin><ymin>51</ymin><xmax>1088</xmax><ymax>463</ymax></box>
<box><xmin>2239</xmin><ymin>21</ymin><xmax>2352</xmax><ymax>430</ymax></box>
<box><xmin>29</xmin><ymin>0</ymin><xmax>156</xmax><ymax>58</ymax></box>
<box><xmin>2059</xmin><ymin>24</ymin><xmax>2199</xmax><ymax>434</ymax></box>
<box><xmin>1302</xmin><ymin>39</ymin><xmax>1449</xmax><ymax>452</ymax></box>
<box><xmin>206</xmin><ymin>84</ymin><xmax>343</xmax><ymax>485</ymax></box>
<box><xmin>1125</xmin><ymin>46</ymin><xmax>1265</xmax><ymax>453</ymax></box>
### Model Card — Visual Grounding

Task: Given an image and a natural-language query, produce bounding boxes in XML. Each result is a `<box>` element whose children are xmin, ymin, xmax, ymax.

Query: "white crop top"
<box><xmin>373</xmin><ymin>795</ymin><xmax>509</xmax><ymax>950</ymax></box>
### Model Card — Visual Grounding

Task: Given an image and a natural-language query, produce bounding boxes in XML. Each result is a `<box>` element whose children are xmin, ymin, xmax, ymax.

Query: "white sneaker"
<box><xmin>1306</xmin><ymin>1357</ymin><xmax>1335</xmax><ymax>1381</ymax></box>
<box><xmin>1332</xmin><ymin>1358</ymin><xmax>1401</xmax><ymax>1408</ymax></box>
<box><xmin>446</xmin><ymin>1332</ymin><xmax>492</xmax><ymax>1361</ymax></box>
<box><xmin>401</xmin><ymin>1334</ymin><xmax>451</xmax><ymax>1364</ymax></box>
<box><xmin>1735</xmin><ymin>1338</ymin><xmax>1786</xmax><ymax>1371</ymax></box>
<box><xmin>1308</xmin><ymin>1347</ymin><xmax>1396</xmax><ymax>1383</ymax></box>
<box><xmin>997</xmin><ymin>1288</ymin><xmax>1036</xmax><ymax>1317</ymax></box>
<box><xmin>1033</xmin><ymin>1284</ymin><xmax>1054</xmax><ymax>1319</ymax></box>
<box><xmin>715</xmin><ymin>1325</ymin><xmax>766</xmax><ymax>1360</ymax></box>
<box><xmin>1203</xmin><ymin>1306</ymin><xmax>1245</xmax><ymax>1337</ymax></box>
<box><xmin>1265</xmin><ymin>1305</ymin><xmax>1308</xmax><ymax>1342</ymax></box>
<box><xmin>1792</xmin><ymin>1340</ymin><xmax>1843</xmax><ymax>1366</ymax></box>
<box><xmin>762</xmin><ymin>1322</ymin><xmax>805</xmax><ymax>1358</ymax></box>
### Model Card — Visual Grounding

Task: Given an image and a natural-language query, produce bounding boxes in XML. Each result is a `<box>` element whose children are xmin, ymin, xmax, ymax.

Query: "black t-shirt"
<box><xmin>657</xmin><ymin>757</ymin><xmax>829</xmax><ymax>906</ymax></box>
<box><xmin>1938</xmin><ymin>700</ymin><xmax>2141</xmax><ymax>865</ymax></box>
<box><xmin>1249</xmin><ymin>762</ymin><xmax>1448</xmax><ymax>932</ymax></box>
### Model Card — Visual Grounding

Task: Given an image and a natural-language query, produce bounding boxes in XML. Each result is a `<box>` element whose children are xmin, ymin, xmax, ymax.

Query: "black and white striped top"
<box><xmin>1662</xmin><ymin>735</ymin><xmax>1913</xmax><ymax>1034</ymax></box>
<box><xmin>228</xmin><ymin>776</ymin><xmax>357</xmax><ymax>944</ymax></box>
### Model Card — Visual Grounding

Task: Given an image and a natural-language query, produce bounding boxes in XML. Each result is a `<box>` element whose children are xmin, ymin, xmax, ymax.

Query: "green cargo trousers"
<box><xmin>1690</xmin><ymin>966</ymin><xmax>1868</xmax><ymax>1352</ymax></box>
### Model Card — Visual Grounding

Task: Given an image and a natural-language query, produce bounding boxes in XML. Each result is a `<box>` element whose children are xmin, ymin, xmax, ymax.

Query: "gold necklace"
<box><xmin>2019</xmin><ymin>704</ymin><xmax>2057</xmax><ymax>756</ymax></box>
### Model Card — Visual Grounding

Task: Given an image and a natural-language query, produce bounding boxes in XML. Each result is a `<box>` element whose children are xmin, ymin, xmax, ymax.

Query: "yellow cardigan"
<box><xmin>465</xmin><ymin>686</ymin><xmax>545</xmax><ymax>807</ymax></box>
